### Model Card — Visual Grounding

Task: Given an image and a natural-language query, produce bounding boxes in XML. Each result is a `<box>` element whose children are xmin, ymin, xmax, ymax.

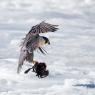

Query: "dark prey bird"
<box><xmin>17</xmin><ymin>21</ymin><xmax>58</xmax><ymax>73</ymax></box>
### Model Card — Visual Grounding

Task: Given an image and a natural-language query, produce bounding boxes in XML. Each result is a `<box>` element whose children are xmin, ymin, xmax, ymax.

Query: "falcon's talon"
<box><xmin>32</xmin><ymin>61</ymin><xmax>38</xmax><ymax>64</ymax></box>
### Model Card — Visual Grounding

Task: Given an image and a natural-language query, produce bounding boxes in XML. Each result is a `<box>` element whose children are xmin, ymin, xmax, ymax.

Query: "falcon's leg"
<box><xmin>32</xmin><ymin>60</ymin><xmax>39</xmax><ymax>64</ymax></box>
<box><xmin>24</xmin><ymin>60</ymin><xmax>38</xmax><ymax>74</ymax></box>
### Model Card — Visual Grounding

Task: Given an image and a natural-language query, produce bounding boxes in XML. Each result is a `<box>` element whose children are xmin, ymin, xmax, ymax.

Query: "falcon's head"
<box><xmin>38</xmin><ymin>36</ymin><xmax>50</xmax><ymax>47</ymax></box>
<box><xmin>42</xmin><ymin>36</ymin><xmax>50</xmax><ymax>45</ymax></box>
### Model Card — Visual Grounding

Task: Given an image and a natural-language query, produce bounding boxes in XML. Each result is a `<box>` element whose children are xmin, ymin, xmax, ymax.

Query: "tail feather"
<box><xmin>17</xmin><ymin>49</ymin><xmax>34</xmax><ymax>74</ymax></box>
<box><xmin>17</xmin><ymin>63</ymin><xmax>23</xmax><ymax>74</ymax></box>
<box><xmin>17</xmin><ymin>52</ymin><xmax>25</xmax><ymax>73</ymax></box>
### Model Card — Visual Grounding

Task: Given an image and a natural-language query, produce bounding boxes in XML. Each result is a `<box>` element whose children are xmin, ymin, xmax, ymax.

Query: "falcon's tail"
<box><xmin>17</xmin><ymin>51</ymin><xmax>26</xmax><ymax>73</ymax></box>
<box><xmin>17</xmin><ymin>49</ymin><xmax>34</xmax><ymax>74</ymax></box>
<box><xmin>17</xmin><ymin>62</ymin><xmax>23</xmax><ymax>74</ymax></box>
<box><xmin>17</xmin><ymin>57</ymin><xmax>24</xmax><ymax>74</ymax></box>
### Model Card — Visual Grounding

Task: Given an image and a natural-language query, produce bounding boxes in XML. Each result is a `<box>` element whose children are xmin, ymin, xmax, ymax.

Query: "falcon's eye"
<box><xmin>35</xmin><ymin>36</ymin><xmax>38</xmax><ymax>38</ymax></box>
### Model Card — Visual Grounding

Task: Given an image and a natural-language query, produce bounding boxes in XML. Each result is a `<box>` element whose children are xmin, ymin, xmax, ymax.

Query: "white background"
<box><xmin>0</xmin><ymin>0</ymin><xmax>95</xmax><ymax>95</ymax></box>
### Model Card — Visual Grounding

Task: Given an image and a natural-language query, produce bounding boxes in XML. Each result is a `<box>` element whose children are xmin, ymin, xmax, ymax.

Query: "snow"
<box><xmin>0</xmin><ymin>0</ymin><xmax>95</xmax><ymax>95</ymax></box>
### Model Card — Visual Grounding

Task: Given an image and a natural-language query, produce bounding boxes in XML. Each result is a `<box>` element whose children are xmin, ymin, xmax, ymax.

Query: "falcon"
<box><xmin>17</xmin><ymin>21</ymin><xmax>58</xmax><ymax>73</ymax></box>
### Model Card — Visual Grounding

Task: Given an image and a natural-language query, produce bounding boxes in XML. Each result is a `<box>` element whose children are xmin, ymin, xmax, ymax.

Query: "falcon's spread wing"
<box><xmin>22</xmin><ymin>21</ymin><xmax>58</xmax><ymax>51</ymax></box>
<box><xmin>29</xmin><ymin>21</ymin><xmax>58</xmax><ymax>34</ymax></box>
<box><xmin>21</xmin><ymin>21</ymin><xmax>58</xmax><ymax>54</ymax></box>
<box><xmin>17</xmin><ymin>21</ymin><xmax>58</xmax><ymax>73</ymax></box>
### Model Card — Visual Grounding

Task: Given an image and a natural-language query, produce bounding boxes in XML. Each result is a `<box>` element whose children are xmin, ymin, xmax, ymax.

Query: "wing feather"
<box><xmin>29</xmin><ymin>21</ymin><xmax>58</xmax><ymax>34</ymax></box>
<box><xmin>22</xmin><ymin>21</ymin><xmax>58</xmax><ymax>47</ymax></box>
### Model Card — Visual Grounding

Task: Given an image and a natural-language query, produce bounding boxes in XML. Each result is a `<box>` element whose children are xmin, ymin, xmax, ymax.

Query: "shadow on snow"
<box><xmin>74</xmin><ymin>83</ymin><xmax>95</xmax><ymax>88</ymax></box>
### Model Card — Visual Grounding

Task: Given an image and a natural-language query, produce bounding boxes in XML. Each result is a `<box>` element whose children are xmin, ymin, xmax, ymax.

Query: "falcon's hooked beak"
<box><xmin>47</xmin><ymin>40</ymin><xmax>50</xmax><ymax>45</ymax></box>
<box><xmin>42</xmin><ymin>37</ymin><xmax>50</xmax><ymax>45</ymax></box>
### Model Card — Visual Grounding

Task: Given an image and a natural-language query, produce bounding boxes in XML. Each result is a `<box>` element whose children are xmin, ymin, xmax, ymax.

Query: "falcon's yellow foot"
<box><xmin>32</xmin><ymin>60</ymin><xmax>39</xmax><ymax>65</ymax></box>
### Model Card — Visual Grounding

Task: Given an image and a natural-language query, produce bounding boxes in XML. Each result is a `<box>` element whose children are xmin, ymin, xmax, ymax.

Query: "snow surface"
<box><xmin>0</xmin><ymin>0</ymin><xmax>95</xmax><ymax>95</ymax></box>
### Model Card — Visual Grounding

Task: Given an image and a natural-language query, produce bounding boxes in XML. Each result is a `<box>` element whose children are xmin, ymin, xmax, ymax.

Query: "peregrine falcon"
<box><xmin>17</xmin><ymin>21</ymin><xmax>58</xmax><ymax>73</ymax></box>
